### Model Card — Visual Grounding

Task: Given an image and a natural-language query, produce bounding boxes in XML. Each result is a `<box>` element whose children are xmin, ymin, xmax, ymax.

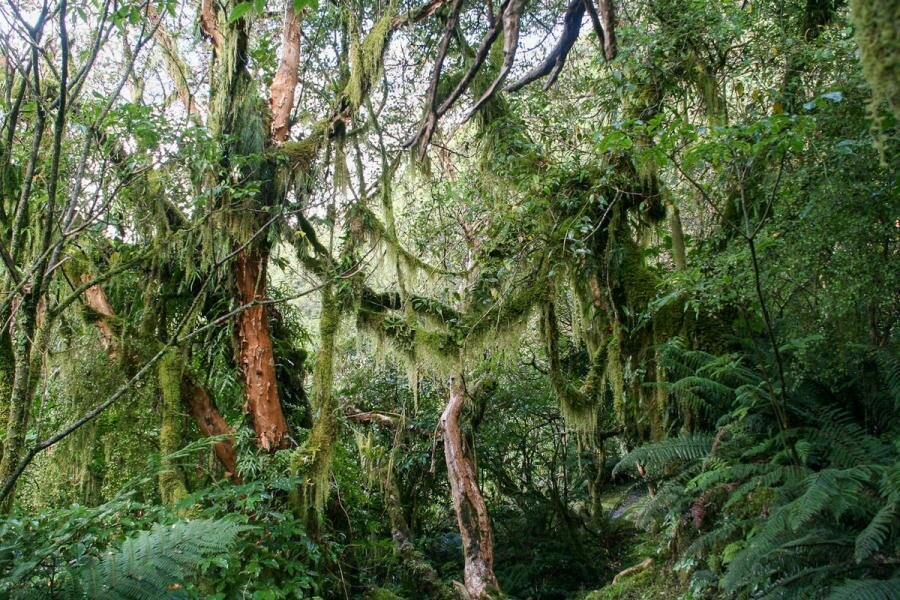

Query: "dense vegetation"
<box><xmin>0</xmin><ymin>0</ymin><xmax>896</xmax><ymax>598</ymax></box>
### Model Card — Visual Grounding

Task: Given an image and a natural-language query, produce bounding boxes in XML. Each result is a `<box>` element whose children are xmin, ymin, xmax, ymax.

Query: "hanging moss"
<box><xmin>849</xmin><ymin>0</ymin><xmax>900</xmax><ymax>159</ymax></box>
<box><xmin>158</xmin><ymin>348</ymin><xmax>189</xmax><ymax>507</ymax></box>
<box><xmin>345</xmin><ymin>2</ymin><xmax>398</xmax><ymax>110</ymax></box>
<box><xmin>292</xmin><ymin>286</ymin><xmax>341</xmax><ymax>527</ymax></box>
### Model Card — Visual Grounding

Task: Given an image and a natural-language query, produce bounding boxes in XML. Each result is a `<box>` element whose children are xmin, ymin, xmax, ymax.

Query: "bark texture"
<box><xmin>182</xmin><ymin>378</ymin><xmax>242</xmax><ymax>483</ymax></box>
<box><xmin>80</xmin><ymin>274</ymin><xmax>118</xmax><ymax>353</ymax></box>
<box><xmin>234</xmin><ymin>248</ymin><xmax>288</xmax><ymax>450</ymax></box>
<box><xmin>269</xmin><ymin>3</ymin><xmax>302</xmax><ymax>142</ymax></box>
<box><xmin>441</xmin><ymin>373</ymin><xmax>500</xmax><ymax>600</ymax></box>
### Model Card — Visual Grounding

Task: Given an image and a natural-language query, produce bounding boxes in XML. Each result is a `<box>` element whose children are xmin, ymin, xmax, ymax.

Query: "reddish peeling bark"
<box><xmin>182</xmin><ymin>378</ymin><xmax>241</xmax><ymax>483</ymax></box>
<box><xmin>198</xmin><ymin>0</ymin><xmax>224</xmax><ymax>51</ymax></box>
<box><xmin>234</xmin><ymin>248</ymin><xmax>288</xmax><ymax>451</ymax></box>
<box><xmin>441</xmin><ymin>373</ymin><xmax>500</xmax><ymax>600</ymax></box>
<box><xmin>269</xmin><ymin>2</ymin><xmax>302</xmax><ymax>142</ymax></box>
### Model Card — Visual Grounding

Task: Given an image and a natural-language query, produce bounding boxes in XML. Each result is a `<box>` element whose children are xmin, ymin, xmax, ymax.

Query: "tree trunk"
<box><xmin>442</xmin><ymin>372</ymin><xmax>500</xmax><ymax>600</ymax></box>
<box><xmin>0</xmin><ymin>331</ymin><xmax>13</xmax><ymax>464</ymax></box>
<box><xmin>234</xmin><ymin>248</ymin><xmax>288</xmax><ymax>451</ymax></box>
<box><xmin>0</xmin><ymin>293</ymin><xmax>37</xmax><ymax>512</ymax></box>
<box><xmin>667</xmin><ymin>200</ymin><xmax>687</xmax><ymax>270</ymax></box>
<box><xmin>182</xmin><ymin>378</ymin><xmax>241</xmax><ymax>483</ymax></box>
<box><xmin>158</xmin><ymin>348</ymin><xmax>190</xmax><ymax>506</ymax></box>
<box><xmin>386</xmin><ymin>476</ymin><xmax>457</xmax><ymax>600</ymax></box>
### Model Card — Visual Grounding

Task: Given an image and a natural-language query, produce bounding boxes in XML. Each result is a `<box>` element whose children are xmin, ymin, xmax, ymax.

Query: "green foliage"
<box><xmin>616</xmin><ymin>341</ymin><xmax>900</xmax><ymax>599</ymax></box>
<box><xmin>826</xmin><ymin>577</ymin><xmax>900</xmax><ymax>600</ymax></box>
<box><xmin>77</xmin><ymin>519</ymin><xmax>246</xmax><ymax>599</ymax></box>
<box><xmin>613</xmin><ymin>435</ymin><xmax>714</xmax><ymax>477</ymax></box>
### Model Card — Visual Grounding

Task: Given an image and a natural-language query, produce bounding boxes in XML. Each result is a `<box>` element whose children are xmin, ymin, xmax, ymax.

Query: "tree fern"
<box><xmin>77</xmin><ymin>519</ymin><xmax>247</xmax><ymax>599</ymax></box>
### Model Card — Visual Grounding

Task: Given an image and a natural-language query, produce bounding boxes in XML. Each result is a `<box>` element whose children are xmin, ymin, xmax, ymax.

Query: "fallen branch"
<box><xmin>612</xmin><ymin>558</ymin><xmax>653</xmax><ymax>585</ymax></box>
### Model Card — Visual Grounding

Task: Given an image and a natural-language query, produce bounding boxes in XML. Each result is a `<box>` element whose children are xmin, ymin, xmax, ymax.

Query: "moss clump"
<box><xmin>365</xmin><ymin>588</ymin><xmax>406</xmax><ymax>600</ymax></box>
<box><xmin>850</xmin><ymin>0</ymin><xmax>900</xmax><ymax>161</ymax></box>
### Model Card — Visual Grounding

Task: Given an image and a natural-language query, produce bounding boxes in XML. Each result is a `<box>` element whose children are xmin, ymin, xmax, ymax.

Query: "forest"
<box><xmin>0</xmin><ymin>0</ymin><xmax>897</xmax><ymax>597</ymax></box>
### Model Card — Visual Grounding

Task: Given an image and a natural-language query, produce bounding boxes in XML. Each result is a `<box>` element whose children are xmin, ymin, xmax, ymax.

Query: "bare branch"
<box><xmin>270</xmin><ymin>2</ymin><xmax>304</xmax><ymax>142</ymax></box>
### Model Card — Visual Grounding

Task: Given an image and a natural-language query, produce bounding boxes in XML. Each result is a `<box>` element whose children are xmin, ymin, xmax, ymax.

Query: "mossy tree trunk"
<box><xmin>158</xmin><ymin>348</ymin><xmax>190</xmax><ymax>506</ymax></box>
<box><xmin>0</xmin><ymin>293</ymin><xmax>38</xmax><ymax>512</ymax></box>
<box><xmin>80</xmin><ymin>276</ymin><xmax>241</xmax><ymax>483</ymax></box>
<box><xmin>667</xmin><ymin>200</ymin><xmax>687</xmax><ymax>270</ymax></box>
<box><xmin>0</xmin><ymin>331</ymin><xmax>13</xmax><ymax>464</ymax></box>
<box><xmin>442</xmin><ymin>370</ymin><xmax>501</xmax><ymax>600</ymax></box>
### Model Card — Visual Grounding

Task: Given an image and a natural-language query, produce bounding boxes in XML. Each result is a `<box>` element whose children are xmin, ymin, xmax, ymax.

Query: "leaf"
<box><xmin>228</xmin><ymin>2</ymin><xmax>254</xmax><ymax>23</ymax></box>
<box><xmin>293</xmin><ymin>0</ymin><xmax>318</xmax><ymax>11</ymax></box>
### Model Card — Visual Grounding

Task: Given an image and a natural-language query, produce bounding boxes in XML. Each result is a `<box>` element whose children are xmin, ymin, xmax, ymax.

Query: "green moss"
<box><xmin>583</xmin><ymin>562</ymin><xmax>682</xmax><ymax>600</ymax></box>
<box><xmin>158</xmin><ymin>349</ymin><xmax>189</xmax><ymax>507</ymax></box>
<box><xmin>365</xmin><ymin>588</ymin><xmax>406</xmax><ymax>600</ymax></box>
<box><xmin>292</xmin><ymin>286</ymin><xmax>341</xmax><ymax>526</ymax></box>
<box><xmin>850</xmin><ymin>0</ymin><xmax>900</xmax><ymax>160</ymax></box>
<box><xmin>345</xmin><ymin>2</ymin><xmax>398</xmax><ymax>110</ymax></box>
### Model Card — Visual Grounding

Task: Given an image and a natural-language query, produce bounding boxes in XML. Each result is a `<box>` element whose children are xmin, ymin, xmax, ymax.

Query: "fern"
<box><xmin>612</xmin><ymin>434</ymin><xmax>713</xmax><ymax>477</ymax></box>
<box><xmin>618</xmin><ymin>340</ymin><xmax>900</xmax><ymax>600</ymax></box>
<box><xmin>854</xmin><ymin>499</ymin><xmax>897</xmax><ymax>562</ymax></box>
<box><xmin>77</xmin><ymin>519</ymin><xmax>247</xmax><ymax>599</ymax></box>
<box><xmin>825</xmin><ymin>577</ymin><xmax>900</xmax><ymax>600</ymax></box>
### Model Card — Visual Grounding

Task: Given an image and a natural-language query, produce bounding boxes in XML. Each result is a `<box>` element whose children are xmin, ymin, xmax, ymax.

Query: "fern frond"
<box><xmin>825</xmin><ymin>577</ymin><xmax>900</xmax><ymax>600</ymax></box>
<box><xmin>786</xmin><ymin>468</ymin><xmax>870</xmax><ymax>530</ymax></box>
<box><xmin>854</xmin><ymin>499</ymin><xmax>897</xmax><ymax>562</ymax></box>
<box><xmin>873</xmin><ymin>346</ymin><xmax>900</xmax><ymax>406</ymax></box>
<box><xmin>613</xmin><ymin>434</ymin><xmax>713</xmax><ymax>477</ymax></box>
<box><xmin>79</xmin><ymin>519</ymin><xmax>247</xmax><ymax>599</ymax></box>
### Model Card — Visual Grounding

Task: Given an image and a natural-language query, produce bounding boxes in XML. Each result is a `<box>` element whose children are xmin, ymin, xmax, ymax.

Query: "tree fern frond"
<box><xmin>613</xmin><ymin>434</ymin><xmax>714</xmax><ymax>477</ymax></box>
<box><xmin>786</xmin><ymin>468</ymin><xmax>870</xmax><ymax>529</ymax></box>
<box><xmin>78</xmin><ymin>519</ymin><xmax>248</xmax><ymax>599</ymax></box>
<box><xmin>825</xmin><ymin>578</ymin><xmax>900</xmax><ymax>600</ymax></box>
<box><xmin>722</xmin><ymin>466</ymin><xmax>808</xmax><ymax>511</ymax></box>
<box><xmin>854</xmin><ymin>499</ymin><xmax>897</xmax><ymax>562</ymax></box>
<box><xmin>872</xmin><ymin>346</ymin><xmax>900</xmax><ymax>406</ymax></box>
